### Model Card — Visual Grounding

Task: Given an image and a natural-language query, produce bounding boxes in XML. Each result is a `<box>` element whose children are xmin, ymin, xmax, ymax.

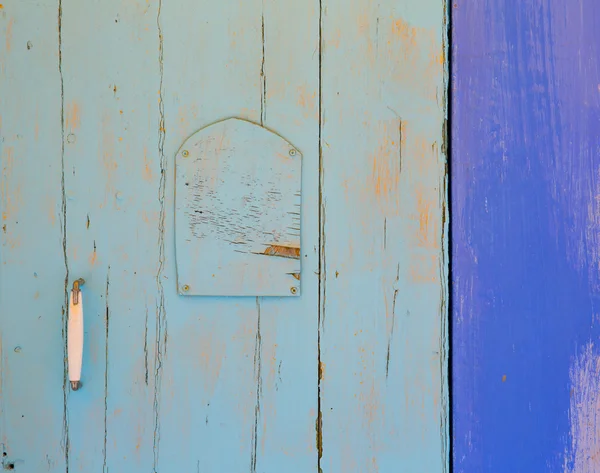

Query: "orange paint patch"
<box><xmin>296</xmin><ymin>84</ymin><xmax>318</xmax><ymax>119</ymax></box>
<box><xmin>1</xmin><ymin>147</ymin><xmax>20</xmax><ymax>221</ymax></box>
<box><xmin>100</xmin><ymin>113</ymin><xmax>117</xmax><ymax>200</ymax></box>
<box><xmin>65</xmin><ymin>102</ymin><xmax>81</xmax><ymax>130</ymax></box>
<box><xmin>370</xmin><ymin>119</ymin><xmax>403</xmax><ymax>206</ymax></box>
<box><xmin>89</xmin><ymin>250</ymin><xmax>98</xmax><ymax>266</ymax></box>
<box><xmin>262</xmin><ymin>244</ymin><xmax>300</xmax><ymax>260</ymax></box>
<box><xmin>414</xmin><ymin>185</ymin><xmax>439</xmax><ymax>250</ymax></box>
<box><xmin>48</xmin><ymin>198</ymin><xmax>56</xmax><ymax>226</ymax></box>
<box><xmin>5</xmin><ymin>18</ymin><xmax>13</xmax><ymax>52</ymax></box>
<box><xmin>409</xmin><ymin>253</ymin><xmax>438</xmax><ymax>284</ymax></box>
<box><xmin>391</xmin><ymin>18</ymin><xmax>418</xmax><ymax>48</ymax></box>
<box><xmin>177</xmin><ymin>106</ymin><xmax>188</xmax><ymax>137</ymax></box>
<box><xmin>142</xmin><ymin>147</ymin><xmax>153</xmax><ymax>182</ymax></box>
<box><xmin>385</xmin><ymin>17</ymin><xmax>442</xmax><ymax>102</ymax></box>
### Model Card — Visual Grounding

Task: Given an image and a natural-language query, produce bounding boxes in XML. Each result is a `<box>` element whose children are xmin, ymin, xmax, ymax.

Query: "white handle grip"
<box><xmin>68</xmin><ymin>285</ymin><xmax>84</xmax><ymax>391</ymax></box>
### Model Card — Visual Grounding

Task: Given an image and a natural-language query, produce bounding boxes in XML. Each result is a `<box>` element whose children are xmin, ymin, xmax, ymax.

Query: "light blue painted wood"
<box><xmin>0</xmin><ymin>2</ymin><xmax>67</xmax><ymax>471</ymax></box>
<box><xmin>0</xmin><ymin>0</ymin><xmax>447</xmax><ymax>472</ymax></box>
<box><xmin>319</xmin><ymin>1</ymin><xmax>449</xmax><ymax>471</ymax></box>
<box><xmin>59</xmin><ymin>1</ymin><xmax>160</xmax><ymax>471</ymax></box>
<box><xmin>175</xmin><ymin>118</ymin><xmax>302</xmax><ymax>297</ymax></box>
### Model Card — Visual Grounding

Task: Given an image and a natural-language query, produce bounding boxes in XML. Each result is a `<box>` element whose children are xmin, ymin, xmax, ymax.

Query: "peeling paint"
<box><xmin>262</xmin><ymin>244</ymin><xmax>300</xmax><ymax>260</ymax></box>
<box><xmin>564</xmin><ymin>343</ymin><xmax>600</xmax><ymax>473</ymax></box>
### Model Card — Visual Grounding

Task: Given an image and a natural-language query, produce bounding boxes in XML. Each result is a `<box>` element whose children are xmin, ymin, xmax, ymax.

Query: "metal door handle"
<box><xmin>68</xmin><ymin>278</ymin><xmax>85</xmax><ymax>391</ymax></box>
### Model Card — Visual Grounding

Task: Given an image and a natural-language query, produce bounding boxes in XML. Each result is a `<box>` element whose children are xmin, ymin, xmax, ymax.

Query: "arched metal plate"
<box><xmin>175</xmin><ymin>118</ymin><xmax>301</xmax><ymax>296</ymax></box>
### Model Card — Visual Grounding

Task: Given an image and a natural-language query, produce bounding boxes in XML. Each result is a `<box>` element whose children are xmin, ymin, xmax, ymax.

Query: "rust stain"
<box><xmin>502</xmin><ymin>374</ymin><xmax>507</xmax><ymax>383</ymax></box>
<box><xmin>290</xmin><ymin>272</ymin><xmax>301</xmax><ymax>281</ymax></box>
<box><xmin>319</xmin><ymin>361</ymin><xmax>325</xmax><ymax>381</ymax></box>
<box><xmin>262</xmin><ymin>244</ymin><xmax>300</xmax><ymax>260</ymax></box>
<box><xmin>315</xmin><ymin>409</ymin><xmax>323</xmax><ymax>467</ymax></box>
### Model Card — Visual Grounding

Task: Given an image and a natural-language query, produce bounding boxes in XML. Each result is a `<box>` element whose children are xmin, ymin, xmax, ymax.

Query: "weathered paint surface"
<box><xmin>175</xmin><ymin>118</ymin><xmax>302</xmax><ymax>297</ymax></box>
<box><xmin>452</xmin><ymin>0</ymin><xmax>600</xmax><ymax>471</ymax></box>
<box><xmin>0</xmin><ymin>0</ymin><xmax>447</xmax><ymax>472</ymax></box>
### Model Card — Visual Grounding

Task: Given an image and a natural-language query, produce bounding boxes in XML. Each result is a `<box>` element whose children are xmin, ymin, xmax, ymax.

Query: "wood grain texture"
<box><xmin>319</xmin><ymin>1</ymin><xmax>449</xmax><ymax>471</ymax></box>
<box><xmin>452</xmin><ymin>0</ymin><xmax>600</xmax><ymax>471</ymax></box>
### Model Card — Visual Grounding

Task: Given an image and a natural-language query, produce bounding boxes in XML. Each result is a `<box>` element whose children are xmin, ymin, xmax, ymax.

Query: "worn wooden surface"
<box><xmin>175</xmin><ymin>118</ymin><xmax>302</xmax><ymax>297</ymax></box>
<box><xmin>0</xmin><ymin>0</ymin><xmax>448</xmax><ymax>471</ymax></box>
<box><xmin>452</xmin><ymin>0</ymin><xmax>600</xmax><ymax>471</ymax></box>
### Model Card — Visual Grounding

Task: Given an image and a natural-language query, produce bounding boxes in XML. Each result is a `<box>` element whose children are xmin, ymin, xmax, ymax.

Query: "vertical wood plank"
<box><xmin>320</xmin><ymin>1</ymin><xmax>448</xmax><ymax>471</ymax></box>
<box><xmin>452</xmin><ymin>0</ymin><xmax>600</xmax><ymax>471</ymax></box>
<box><xmin>157</xmin><ymin>2</ymin><xmax>275</xmax><ymax>471</ymax></box>
<box><xmin>257</xmin><ymin>1</ymin><xmax>320</xmax><ymax>471</ymax></box>
<box><xmin>158</xmin><ymin>2</ymin><xmax>320</xmax><ymax>471</ymax></box>
<box><xmin>60</xmin><ymin>1</ymin><xmax>159</xmax><ymax>471</ymax></box>
<box><xmin>0</xmin><ymin>2</ymin><xmax>67</xmax><ymax>471</ymax></box>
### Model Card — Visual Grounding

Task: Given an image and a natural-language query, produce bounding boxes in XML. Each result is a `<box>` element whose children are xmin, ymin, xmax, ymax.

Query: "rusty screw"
<box><xmin>290</xmin><ymin>287</ymin><xmax>298</xmax><ymax>295</ymax></box>
<box><xmin>289</xmin><ymin>149</ymin><xmax>297</xmax><ymax>157</ymax></box>
<box><xmin>182</xmin><ymin>284</ymin><xmax>190</xmax><ymax>292</ymax></box>
<box><xmin>182</xmin><ymin>150</ymin><xmax>190</xmax><ymax>158</ymax></box>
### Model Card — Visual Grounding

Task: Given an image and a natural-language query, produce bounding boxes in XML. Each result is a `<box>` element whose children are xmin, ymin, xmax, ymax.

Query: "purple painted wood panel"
<box><xmin>452</xmin><ymin>0</ymin><xmax>600</xmax><ymax>471</ymax></box>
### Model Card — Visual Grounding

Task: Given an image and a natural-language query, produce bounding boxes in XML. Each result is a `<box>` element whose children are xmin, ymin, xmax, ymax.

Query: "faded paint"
<box><xmin>262</xmin><ymin>244</ymin><xmax>300</xmax><ymax>260</ymax></box>
<box><xmin>564</xmin><ymin>343</ymin><xmax>600</xmax><ymax>473</ymax></box>
<box><xmin>0</xmin><ymin>1</ymin><xmax>446</xmax><ymax>472</ymax></box>
<box><xmin>452</xmin><ymin>0</ymin><xmax>600</xmax><ymax>470</ymax></box>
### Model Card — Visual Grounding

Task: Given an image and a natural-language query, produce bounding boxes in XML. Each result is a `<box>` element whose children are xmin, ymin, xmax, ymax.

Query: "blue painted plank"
<box><xmin>319</xmin><ymin>1</ymin><xmax>449</xmax><ymax>472</ymax></box>
<box><xmin>60</xmin><ymin>1</ymin><xmax>160</xmax><ymax>471</ymax></box>
<box><xmin>158</xmin><ymin>1</ymin><xmax>320</xmax><ymax>472</ymax></box>
<box><xmin>452</xmin><ymin>0</ymin><xmax>600</xmax><ymax>471</ymax></box>
<box><xmin>0</xmin><ymin>2</ymin><xmax>67</xmax><ymax>471</ymax></box>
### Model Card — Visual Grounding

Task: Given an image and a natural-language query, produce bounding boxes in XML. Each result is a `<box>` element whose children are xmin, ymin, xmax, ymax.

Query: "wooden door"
<box><xmin>0</xmin><ymin>1</ymin><xmax>448</xmax><ymax>471</ymax></box>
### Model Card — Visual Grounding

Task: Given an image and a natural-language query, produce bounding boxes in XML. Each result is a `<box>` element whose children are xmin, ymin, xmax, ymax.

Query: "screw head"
<box><xmin>14</xmin><ymin>346</ymin><xmax>21</xmax><ymax>353</ymax></box>
<box><xmin>182</xmin><ymin>284</ymin><xmax>190</xmax><ymax>292</ymax></box>
<box><xmin>290</xmin><ymin>287</ymin><xmax>298</xmax><ymax>295</ymax></box>
<box><xmin>289</xmin><ymin>149</ymin><xmax>297</xmax><ymax>157</ymax></box>
<box><xmin>182</xmin><ymin>150</ymin><xmax>190</xmax><ymax>158</ymax></box>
